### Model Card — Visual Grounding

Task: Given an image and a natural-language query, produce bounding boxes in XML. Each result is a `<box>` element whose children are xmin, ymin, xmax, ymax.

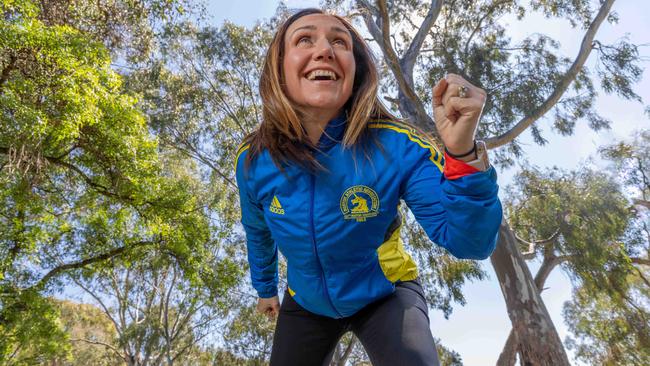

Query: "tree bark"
<box><xmin>492</xmin><ymin>219</ymin><xmax>570</xmax><ymax>366</ymax></box>
<box><xmin>497</xmin><ymin>252</ymin><xmax>570</xmax><ymax>364</ymax></box>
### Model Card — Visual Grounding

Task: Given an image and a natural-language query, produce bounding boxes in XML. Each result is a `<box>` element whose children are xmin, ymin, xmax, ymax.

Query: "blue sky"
<box><xmin>206</xmin><ymin>1</ymin><xmax>649</xmax><ymax>364</ymax></box>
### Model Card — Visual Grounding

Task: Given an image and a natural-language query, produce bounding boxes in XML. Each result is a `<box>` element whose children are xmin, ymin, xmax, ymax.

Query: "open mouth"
<box><xmin>305</xmin><ymin>69</ymin><xmax>339</xmax><ymax>81</ymax></box>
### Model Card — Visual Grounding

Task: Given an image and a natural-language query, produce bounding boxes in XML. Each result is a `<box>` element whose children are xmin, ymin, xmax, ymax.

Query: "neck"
<box><xmin>301</xmin><ymin>108</ymin><xmax>341</xmax><ymax>145</ymax></box>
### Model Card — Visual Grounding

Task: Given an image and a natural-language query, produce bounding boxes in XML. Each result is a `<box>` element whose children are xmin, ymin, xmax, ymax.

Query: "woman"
<box><xmin>234</xmin><ymin>8</ymin><xmax>501</xmax><ymax>366</ymax></box>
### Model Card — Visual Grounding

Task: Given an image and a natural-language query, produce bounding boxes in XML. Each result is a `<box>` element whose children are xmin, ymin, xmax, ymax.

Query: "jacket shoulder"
<box><xmin>234</xmin><ymin>141</ymin><xmax>251</xmax><ymax>176</ymax></box>
<box><xmin>367</xmin><ymin>119</ymin><xmax>443</xmax><ymax>171</ymax></box>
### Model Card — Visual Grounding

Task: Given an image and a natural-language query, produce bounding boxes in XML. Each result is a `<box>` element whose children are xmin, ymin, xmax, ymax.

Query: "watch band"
<box><xmin>463</xmin><ymin>140</ymin><xmax>490</xmax><ymax>171</ymax></box>
<box><xmin>444</xmin><ymin>141</ymin><xmax>476</xmax><ymax>159</ymax></box>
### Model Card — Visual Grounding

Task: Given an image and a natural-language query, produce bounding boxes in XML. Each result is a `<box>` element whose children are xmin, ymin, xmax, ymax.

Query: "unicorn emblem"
<box><xmin>351</xmin><ymin>193</ymin><xmax>369</xmax><ymax>213</ymax></box>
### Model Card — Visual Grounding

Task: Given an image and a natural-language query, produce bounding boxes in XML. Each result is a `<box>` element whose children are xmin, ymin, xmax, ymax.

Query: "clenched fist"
<box><xmin>432</xmin><ymin>73</ymin><xmax>487</xmax><ymax>159</ymax></box>
<box><xmin>257</xmin><ymin>296</ymin><xmax>280</xmax><ymax>320</ymax></box>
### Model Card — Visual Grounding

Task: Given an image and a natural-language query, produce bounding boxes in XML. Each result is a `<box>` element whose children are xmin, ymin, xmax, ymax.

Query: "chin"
<box><xmin>304</xmin><ymin>95</ymin><xmax>347</xmax><ymax>110</ymax></box>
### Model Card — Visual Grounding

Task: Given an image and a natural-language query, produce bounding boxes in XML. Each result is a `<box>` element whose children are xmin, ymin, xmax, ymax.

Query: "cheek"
<box><xmin>344</xmin><ymin>58</ymin><xmax>356</xmax><ymax>95</ymax></box>
<box><xmin>282</xmin><ymin>55</ymin><xmax>303</xmax><ymax>98</ymax></box>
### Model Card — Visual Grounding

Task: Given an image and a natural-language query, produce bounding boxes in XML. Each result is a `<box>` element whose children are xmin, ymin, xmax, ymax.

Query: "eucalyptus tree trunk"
<box><xmin>492</xmin><ymin>220</ymin><xmax>570</xmax><ymax>366</ymax></box>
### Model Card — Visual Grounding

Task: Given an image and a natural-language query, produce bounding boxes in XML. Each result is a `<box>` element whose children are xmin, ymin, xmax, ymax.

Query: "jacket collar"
<box><xmin>316</xmin><ymin>114</ymin><xmax>347</xmax><ymax>151</ymax></box>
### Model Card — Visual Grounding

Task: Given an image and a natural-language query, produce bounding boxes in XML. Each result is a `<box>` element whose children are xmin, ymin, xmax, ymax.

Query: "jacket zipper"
<box><xmin>310</xmin><ymin>174</ymin><xmax>341</xmax><ymax>317</ymax></box>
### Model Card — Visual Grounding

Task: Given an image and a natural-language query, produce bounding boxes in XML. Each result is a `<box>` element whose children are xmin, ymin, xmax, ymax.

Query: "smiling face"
<box><xmin>282</xmin><ymin>14</ymin><xmax>356</xmax><ymax>119</ymax></box>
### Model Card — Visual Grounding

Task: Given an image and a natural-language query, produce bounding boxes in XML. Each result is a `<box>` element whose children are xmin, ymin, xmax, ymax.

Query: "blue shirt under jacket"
<box><xmin>234</xmin><ymin>116</ymin><xmax>502</xmax><ymax>318</ymax></box>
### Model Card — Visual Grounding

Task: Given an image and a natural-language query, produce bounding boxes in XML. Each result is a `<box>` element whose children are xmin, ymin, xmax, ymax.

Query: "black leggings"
<box><xmin>269</xmin><ymin>279</ymin><xmax>441</xmax><ymax>366</ymax></box>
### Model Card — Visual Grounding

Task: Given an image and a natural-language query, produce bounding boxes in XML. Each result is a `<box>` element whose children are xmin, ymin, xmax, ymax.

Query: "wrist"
<box><xmin>445</xmin><ymin>141</ymin><xmax>476</xmax><ymax>160</ymax></box>
<box><xmin>443</xmin><ymin>140</ymin><xmax>491</xmax><ymax>179</ymax></box>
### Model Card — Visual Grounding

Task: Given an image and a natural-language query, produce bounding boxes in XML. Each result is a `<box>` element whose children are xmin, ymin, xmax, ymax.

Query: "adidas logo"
<box><xmin>269</xmin><ymin>195</ymin><xmax>285</xmax><ymax>215</ymax></box>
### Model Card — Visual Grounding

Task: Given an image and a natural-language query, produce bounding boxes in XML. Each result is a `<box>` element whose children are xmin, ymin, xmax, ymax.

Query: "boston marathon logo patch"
<box><xmin>340</xmin><ymin>185</ymin><xmax>379</xmax><ymax>222</ymax></box>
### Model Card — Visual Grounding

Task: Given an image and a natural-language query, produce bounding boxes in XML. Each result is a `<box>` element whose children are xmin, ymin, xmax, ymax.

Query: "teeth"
<box><xmin>306</xmin><ymin>69</ymin><xmax>338</xmax><ymax>80</ymax></box>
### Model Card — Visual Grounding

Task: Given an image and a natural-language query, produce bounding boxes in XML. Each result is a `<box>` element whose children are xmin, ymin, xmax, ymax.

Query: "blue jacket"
<box><xmin>234</xmin><ymin>117</ymin><xmax>502</xmax><ymax>318</ymax></box>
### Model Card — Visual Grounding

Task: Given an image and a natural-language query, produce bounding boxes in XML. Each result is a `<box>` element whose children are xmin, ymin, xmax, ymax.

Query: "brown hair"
<box><xmin>244</xmin><ymin>8</ymin><xmax>397</xmax><ymax>171</ymax></box>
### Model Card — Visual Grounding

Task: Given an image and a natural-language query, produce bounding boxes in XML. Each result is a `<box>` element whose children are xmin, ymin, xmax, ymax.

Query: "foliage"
<box><xmin>505</xmin><ymin>166</ymin><xmax>634</xmax><ymax>285</ymax></box>
<box><xmin>599</xmin><ymin>129</ymin><xmax>650</xmax><ymax>209</ymax></box>
<box><xmin>54</xmin><ymin>299</ymin><xmax>121</xmax><ymax>366</ymax></box>
<box><xmin>559</xmin><ymin>131</ymin><xmax>650</xmax><ymax>365</ymax></box>
<box><xmin>564</xmin><ymin>269</ymin><xmax>650</xmax><ymax>366</ymax></box>
<box><xmin>0</xmin><ymin>0</ymin><xmax>242</xmax><ymax>362</ymax></box>
<box><xmin>504</xmin><ymin>131</ymin><xmax>650</xmax><ymax>364</ymax></box>
<box><xmin>68</xmin><ymin>250</ymin><xmax>234</xmax><ymax>365</ymax></box>
<box><xmin>0</xmin><ymin>290</ymin><xmax>69</xmax><ymax>365</ymax></box>
<box><xmin>325</xmin><ymin>0</ymin><xmax>642</xmax><ymax>166</ymax></box>
<box><xmin>436</xmin><ymin>338</ymin><xmax>464</xmax><ymax>366</ymax></box>
<box><xmin>222</xmin><ymin>303</ymin><xmax>275</xmax><ymax>365</ymax></box>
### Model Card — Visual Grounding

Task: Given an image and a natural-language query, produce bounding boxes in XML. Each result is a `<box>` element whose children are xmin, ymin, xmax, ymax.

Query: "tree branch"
<box><xmin>534</xmin><ymin>254</ymin><xmax>572</xmax><ymax>290</ymax></box>
<box><xmin>339</xmin><ymin>336</ymin><xmax>357</xmax><ymax>366</ymax></box>
<box><xmin>375</xmin><ymin>1</ymin><xmax>421</xmax><ymax>105</ymax></box>
<box><xmin>356</xmin><ymin>0</ymin><xmax>436</xmax><ymax>129</ymax></box>
<box><xmin>633</xmin><ymin>198</ymin><xmax>650</xmax><ymax>210</ymax></box>
<box><xmin>356</xmin><ymin>1</ymin><xmax>384</xmax><ymax>53</ymax></box>
<box><xmin>401</xmin><ymin>1</ymin><xmax>443</xmax><ymax>77</ymax></box>
<box><xmin>485</xmin><ymin>0</ymin><xmax>616</xmax><ymax>148</ymax></box>
<box><xmin>516</xmin><ymin>233</ymin><xmax>537</xmax><ymax>260</ymax></box>
<box><xmin>70</xmin><ymin>338</ymin><xmax>126</xmax><ymax>362</ymax></box>
<box><xmin>68</xmin><ymin>275</ymin><xmax>125</xmax><ymax>341</ymax></box>
<box><xmin>0</xmin><ymin>146</ymin><xmax>142</xmax><ymax>204</ymax></box>
<box><xmin>630</xmin><ymin>257</ymin><xmax>650</xmax><ymax>266</ymax></box>
<box><xmin>29</xmin><ymin>239</ymin><xmax>156</xmax><ymax>291</ymax></box>
<box><xmin>515</xmin><ymin>228</ymin><xmax>560</xmax><ymax>260</ymax></box>
<box><xmin>462</xmin><ymin>0</ymin><xmax>510</xmax><ymax>63</ymax></box>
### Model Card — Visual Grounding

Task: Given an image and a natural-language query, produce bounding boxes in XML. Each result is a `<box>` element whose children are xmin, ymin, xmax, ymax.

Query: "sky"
<box><xmin>205</xmin><ymin>0</ymin><xmax>650</xmax><ymax>365</ymax></box>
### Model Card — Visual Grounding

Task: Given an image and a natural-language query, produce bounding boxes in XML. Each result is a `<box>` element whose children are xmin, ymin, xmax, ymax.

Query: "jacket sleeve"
<box><xmin>399</xmin><ymin>139</ymin><xmax>502</xmax><ymax>260</ymax></box>
<box><xmin>235</xmin><ymin>149</ymin><xmax>278</xmax><ymax>298</ymax></box>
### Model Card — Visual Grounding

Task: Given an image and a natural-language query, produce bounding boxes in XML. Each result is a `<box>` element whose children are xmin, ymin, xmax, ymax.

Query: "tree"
<box><xmin>0</xmin><ymin>0</ymin><xmax>242</xmax><ymax>362</ymax></box>
<box><xmin>600</xmin><ymin>130</ymin><xmax>650</xmax><ymax>212</ymax></box>
<box><xmin>320</xmin><ymin>0</ymin><xmax>644</xmax><ymax>364</ymax></box>
<box><xmin>564</xmin><ymin>269</ymin><xmax>650</xmax><ymax>365</ymax></box>
<box><xmin>54</xmin><ymin>299</ymin><xmax>122</xmax><ymax>366</ymax></box>
<box><xmin>503</xmin><ymin>163</ymin><xmax>648</xmax><ymax>363</ymax></box>
<box><xmin>558</xmin><ymin>131</ymin><xmax>650</xmax><ymax>365</ymax></box>
<box><xmin>67</xmin><ymin>252</ymin><xmax>231</xmax><ymax>366</ymax></box>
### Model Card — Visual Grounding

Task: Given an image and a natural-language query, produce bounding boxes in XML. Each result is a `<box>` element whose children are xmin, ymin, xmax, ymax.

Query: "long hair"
<box><xmin>244</xmin><ymin>8</ymin><xmax>397</xmax><ymax>171</ymax></box>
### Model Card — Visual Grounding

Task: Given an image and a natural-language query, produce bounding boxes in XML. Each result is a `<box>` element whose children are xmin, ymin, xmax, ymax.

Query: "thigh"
<box><xmin>350</xmin><ymin>280</ymin><xmax>440</xmax><ymax>366</ymax></box>
<box><xmin>270</xmin><ymin>291</ymin><xmax>347</xmax><ymax>366</ymax></box>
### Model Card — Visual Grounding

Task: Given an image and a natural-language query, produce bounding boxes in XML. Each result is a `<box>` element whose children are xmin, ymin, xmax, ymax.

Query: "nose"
<box><xmin>313</xmin><ymin>39</ymin><xmax>334</xmax><ymax>61</ymax></box>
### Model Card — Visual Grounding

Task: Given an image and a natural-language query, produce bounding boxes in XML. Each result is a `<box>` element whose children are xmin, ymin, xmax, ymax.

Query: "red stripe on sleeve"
<box><xmin>443</xmin><ymin>151</ymin><xmax>480</xmax><ymax>180</ymax></box>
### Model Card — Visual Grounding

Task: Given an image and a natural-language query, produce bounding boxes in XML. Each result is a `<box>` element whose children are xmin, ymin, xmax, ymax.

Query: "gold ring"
<box><xmin>458</xmin><ymin>85</ymin><xmax>469</xmax><ymax>98</ymax></box>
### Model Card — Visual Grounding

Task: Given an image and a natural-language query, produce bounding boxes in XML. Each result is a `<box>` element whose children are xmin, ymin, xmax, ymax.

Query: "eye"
<box><xmin>297</xmin><ymin>36</ymin><xmax>312</xmax><ymax>46</ymax></box>
<box><xmin>332</xmin><ymin>38</ymin><xmax>347</xmax><ymax>47</ymax></box>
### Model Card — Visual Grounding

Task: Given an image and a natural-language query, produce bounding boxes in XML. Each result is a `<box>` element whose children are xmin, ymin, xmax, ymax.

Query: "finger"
<box><xmin>443</xmin><ymin>102</ymin><xmax>460</xmax><ymax>123</ymax></box>
<box><xmin>432</xmin><ymin>78</ymin><xmax>448</xmax><ymax>107</ymax></box>
<box><xmin>445</xmin><ymin>96</ymin><xmax>484</xmax><ymax>120</ymax></box>
<box><xmin>446</xmin><ymin>73</ymin><xmax>486</xmax><ymax>98</ymax></box>
<box><xmin>265</xmin><ymin>309</ymin><xmax>274</xmax><ymax>320</ymax></box>
<box><xmin>433</xmin><ymin>78</ymin><xmax>448</xmax><ymax>108</ymax></box>
<box><xmin>442</xmin><ymin>82</ymin><xmax>466</xmax><ymax>109</ymax></box>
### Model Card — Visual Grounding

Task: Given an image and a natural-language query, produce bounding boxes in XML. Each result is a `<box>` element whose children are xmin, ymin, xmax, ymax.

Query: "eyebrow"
<box><xmin>290</xmin><ymin>25</ymin><xmax>351</xmax><ymax>37</ymax></box>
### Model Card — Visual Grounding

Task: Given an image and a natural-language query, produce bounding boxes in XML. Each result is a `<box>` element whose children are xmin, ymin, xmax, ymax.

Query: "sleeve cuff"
<box><xmin>256</xmin><ymin>287</ymin><xmax>278</xmax><ymax>298</ymax></box>
<box><xmin>443</xmin><ymin>151</ymin><xmax>481</xmax><ymax>180</ymax></box>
